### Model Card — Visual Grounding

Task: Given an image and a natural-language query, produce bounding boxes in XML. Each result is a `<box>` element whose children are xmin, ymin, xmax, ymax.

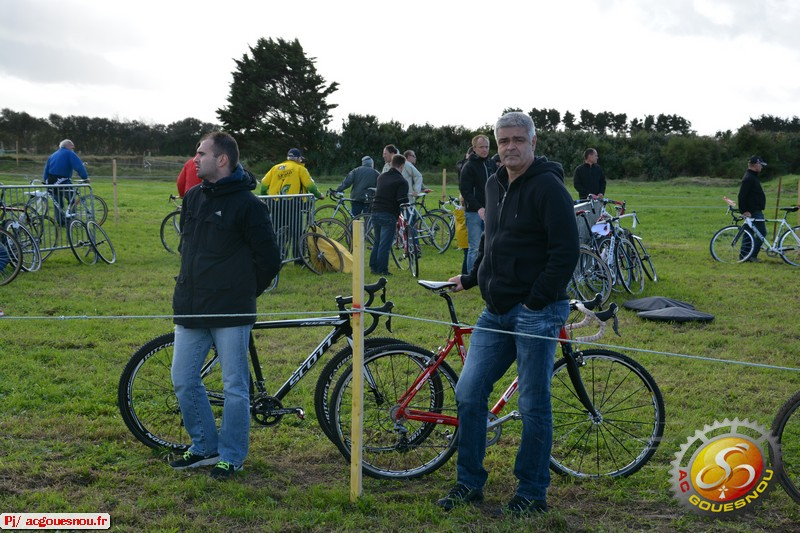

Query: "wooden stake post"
<box><xmin>349</xmin><ymin>220</ymin><xmax>365</xmax><ymax>501</ymax></box>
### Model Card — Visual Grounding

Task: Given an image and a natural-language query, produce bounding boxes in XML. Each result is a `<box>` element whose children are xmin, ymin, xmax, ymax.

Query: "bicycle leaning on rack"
<box><xmin>327</xmin><ymin>280</ymin><xmax>665</xmax><ymax>480</ymax></box>
<box><xmin>771</xmin><ymin>389</ymin><xmax>800</xmax><ymax>504</ymax></box>
<box><xmin>710</xmin><ymin>198</ymin><xmax>800</xmax><ymax>265</ymax></box>
<box><xmin>118</xmin><ymin>278</ymin><xmax>413</xmax><ymax>451</ymax></box>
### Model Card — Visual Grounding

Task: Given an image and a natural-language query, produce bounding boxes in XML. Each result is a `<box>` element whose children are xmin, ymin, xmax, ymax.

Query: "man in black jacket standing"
<box><xmin>437</xmin><ymin>112</ymin><xmax>579</xmax><ymax>516</ymax></box>
<box><xmin>369</xmin><ymin>154</ymin><xmax>409</xmax><ymax>276</ymax></box>
<box><xmin>737</xmin><ymin>155</ymin><xmax>768</xmax><ymax>262</ymax></box>
<box><xmin>573</xmin><ymin>148</ymin><xmax>606</xmax><ymax>201</ymax></box>
<box><xmin>458</xmin><ymin>134</ymin><xmax>496</xmax><ymax>273</ymax></box>
<box><xmin>170</xmin><ymin>132</ymin><xmax>281</xmax><ymax>479</ymax></box>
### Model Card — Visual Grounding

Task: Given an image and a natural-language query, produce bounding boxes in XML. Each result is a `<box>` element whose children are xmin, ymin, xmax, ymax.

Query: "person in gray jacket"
<box><xmin>335</xmin><ymin>155</ymin><xmax>380</xmax><ymax>216</ymax></box>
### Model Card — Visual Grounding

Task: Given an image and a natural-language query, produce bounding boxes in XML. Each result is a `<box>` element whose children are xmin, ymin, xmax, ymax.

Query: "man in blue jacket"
<box><xmin>42</xmin><ymin>139</ymin><xmax>89</xmax><ymax>225</ymax></box>
<box><xmin>170</xmin><ymin>132</ymin><xmax>281</xmax><ymax>479</ymax></box>
<box><xmin>438</xmin><ymin>112</ymin><xmax>579</xmax><ymax>516</ymax></box>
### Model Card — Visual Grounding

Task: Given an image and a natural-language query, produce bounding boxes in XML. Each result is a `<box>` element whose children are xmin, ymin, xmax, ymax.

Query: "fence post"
<box><xmin>113</xmin><ymin>159</ymin><xmax>118</xmax><ymax>224</ymax></box>
<box><xmin>349</xmin><ymin>219</ymin><xmax>365</xmax><ymax>501</ymax></box>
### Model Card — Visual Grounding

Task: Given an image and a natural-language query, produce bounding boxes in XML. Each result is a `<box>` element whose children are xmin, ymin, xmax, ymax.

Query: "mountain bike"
<box><xmin>710</xmin><ymin>200</ymin><xmax>800</xmax><ymax>265</ymax></box>
<box><xmin>327</xmin><ymin>280</ymin><xmax>665</xmax><ymax>480</ymax></box>
<box><xmin>772</xmin><ymin>389</ymin><xmax>800</xmax><ymax>504</ymax></box>
<box><xmin>118</xmin><ymin>278</ymin><xmax>410</xmax><ymax>451</ymax></box>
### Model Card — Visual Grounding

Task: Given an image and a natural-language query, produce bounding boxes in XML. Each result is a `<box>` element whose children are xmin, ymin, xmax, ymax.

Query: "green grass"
<box><xmin>1</xmin><ymin>172</ymin><xmax>800</xmax><ymax>531</ymax></box>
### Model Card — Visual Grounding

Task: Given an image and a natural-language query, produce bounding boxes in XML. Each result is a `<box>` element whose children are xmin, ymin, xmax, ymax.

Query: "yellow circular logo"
<box><xmin>671</xmin><ymin>419</ymin><xmax>777</xmax><ymax>516</ymax></box>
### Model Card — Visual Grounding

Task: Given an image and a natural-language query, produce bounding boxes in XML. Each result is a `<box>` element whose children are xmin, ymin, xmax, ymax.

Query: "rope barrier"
<box><xmin>7</xmin><ymin>307</ymin><xmax>798</xmax><ymax>374</ymax></box>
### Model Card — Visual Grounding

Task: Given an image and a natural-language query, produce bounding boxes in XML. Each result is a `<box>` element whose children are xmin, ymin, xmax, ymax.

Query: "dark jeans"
<box><xmin>369</xmin><ymin>211</ymin><xmax>396</xmax><ymax>275</ymax></box>
<box><xmin>46</xmin><ymin>175</ymin><xmax>74</xmax><ymax>226</ymax></box>
<box><xmin>742</xmin><ymin>210</ymin><xmax>767</xmax><ymax>259</ymax></box>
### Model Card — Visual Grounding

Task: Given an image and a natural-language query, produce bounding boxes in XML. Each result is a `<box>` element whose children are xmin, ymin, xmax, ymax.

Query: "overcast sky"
<box><xmin>1</xmin><ymin>0</ymin><xmax>798</xmax><ymax>137</ymax></box>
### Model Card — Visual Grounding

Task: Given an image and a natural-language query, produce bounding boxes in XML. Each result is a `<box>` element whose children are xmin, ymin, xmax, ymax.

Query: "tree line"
<box><xmin>2</xmin><ymin>36</ymin><xmax>799</xmax><ymax>181</ymax></box>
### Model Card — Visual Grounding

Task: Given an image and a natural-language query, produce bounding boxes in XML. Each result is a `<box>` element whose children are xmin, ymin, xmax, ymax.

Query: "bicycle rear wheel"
<box><xmin>771</xmin><ymin>390</ymin><xmax>800</xmax><ymax>503</ymax></box>
<box><xmin>314</xmin><ymin>204</ymin><xmax>350</xmax><ymax>225</ymax></box>
<box><xmin>118</xmin><ymin>333</ymin><xmax>225</xmax><ymax>451</ymax></box>
<box><xmin>160</xmin><ymin>210</ymin><xmax>181</xmax><ymax>254</ymax></box>
<box><xmin>68</xmin><ymin>220</ymin><xmax>97</xmax><ymax>265</ymax></box>
<box><xmin>328</xmin><ymin>345</ymin><xmax>459</xmax><ymax>479</ymax></box>
<box><xmin>710</xmin><ymin>225</ymin><xmax>753</xmax><ymax>263</ymax></box>
<box><xmin>0</xmin><ymin>228</ymin><xmax>22</xmax><ymax>286</ymax></box>
<box><xmin>778</xmin><ymin>226</ymin><xmax>800</xmax><ymax>266</ymax></box>
<box><xmin>550</xmin><ymin>348</ymin><xmax>665</xmax><ymax>478</ymax></box>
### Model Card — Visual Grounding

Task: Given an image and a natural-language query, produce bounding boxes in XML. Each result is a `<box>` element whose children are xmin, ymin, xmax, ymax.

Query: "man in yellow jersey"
<box><xmin>261</xmin><ymin>148</ymin><xmax>324</xmax><ymax>261</ymax></box>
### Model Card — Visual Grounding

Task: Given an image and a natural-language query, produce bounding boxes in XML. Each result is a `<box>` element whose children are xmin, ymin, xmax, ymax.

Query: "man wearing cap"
<box><xmin>334</xmin><ymin>156</ymin><xmax>380</xmax><ymax>217</ymax></box>
<box><xmin>737</xmin><ymin>155</ymin><xmax>768</xmax><ymax>262</ymax></box>
<box><xmin>261</xmin><ymin>148</ymin><xmax>324</xmax><ymax>261</ymax></box>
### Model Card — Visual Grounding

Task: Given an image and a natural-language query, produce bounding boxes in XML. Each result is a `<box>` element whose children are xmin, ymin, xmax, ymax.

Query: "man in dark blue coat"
<box><xmin>170</xmin><ymin>132</ymin><xmax>280</xmax><ymax>479</ymax></box>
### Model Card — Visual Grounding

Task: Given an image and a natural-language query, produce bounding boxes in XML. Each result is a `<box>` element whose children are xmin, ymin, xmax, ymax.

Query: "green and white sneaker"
<box><xmin>209</xmin><ymin>461</ymin><xmax>243</xmax><ymax>480</ymax></box>
<box><xmin>169</xmin><ymin>451</ymin><xmax>220</xmax><ymax>470</ymax></box>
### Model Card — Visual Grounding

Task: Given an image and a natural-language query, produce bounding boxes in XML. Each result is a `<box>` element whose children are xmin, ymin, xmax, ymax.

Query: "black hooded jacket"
<box><xmin>462</xmin><ymin>156</ymin><xmax>579</xmax><ymax>313</ymax></box>
<box><xmin>173</xmin><ymin>165</ymin><xmax>281</xmax><ymax>328</ymax></box>
<box><xmin>459</xmin><ymin>152</ymin><xmax>497</xmax><ymax>212</ymax></box>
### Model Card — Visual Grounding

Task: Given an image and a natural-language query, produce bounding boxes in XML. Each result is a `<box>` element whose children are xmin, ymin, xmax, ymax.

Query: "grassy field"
<box><xmin>1</xmin><ymin>169</ymin><xmax>800</xmax><ymax>532</ymax></box>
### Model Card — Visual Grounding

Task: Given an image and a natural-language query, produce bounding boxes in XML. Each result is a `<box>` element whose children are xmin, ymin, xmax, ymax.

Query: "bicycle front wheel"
<box><xmin>160</xmin><ymin>210</ymin><xmax>181</xmax><ymax>254</ymax></box>
<box><xmin>617</xmin><ymin>238</ymin><xmax>644</xmax><ymax>294</ymax></box>
<box><xmin>329</xmin><ymin>345</ymin><xmax>459</xmax><ymax>480</ymax></box>
<box><xmin>87</xmin><ymin>220</ymin><xmax>116</xmax><ymax>264</ymax></box>
<box><xmin>315</xmin><ymin>217</ymin><xmax>352</xmax><ymax>252</ymax></box>
<box><xmin>778</xmin><ymin>226</ymin><xmax>800</xmax><ymax>266</ymax></box>
<box><xmin>3</xmin><ymin>220</ymin><xmax>41</xmax><ymax>272</ymax></box>
<box><xmin>568</xmin><ymin>247</ymin><xmax>612</xmax><ymax>305</ymax></box>
<box><xmin>313</xmin><ymin>337</ymin><xmax>416</xmax><ymax>444</ymax></box>
<box><xmin>710</xmin><ymin>225</ymin><xmax>752</xmax><ymax>263</ymax></box>
<box><xmin>550</xmin><ymin>348</ymin><xmax>665</xmax><ymax>478</ymax></box>
<box><xmin>772</xmin><ymin>390</ymin><xmax>800</xmax><ymax>503</ymax></box>
<box><xmin>301</xmin><ymin>231</ymin><xmax>345</xmax><ymax>274</ymax></box>
<box><xmin>631</xmin><ymin>235</ymin><xmax>658</xmax><ymax>282</ymax></box>
<box><xmin>118</xmin><ymin>333</ymin><xmax>223</xmax><ymax>451</ymax></box>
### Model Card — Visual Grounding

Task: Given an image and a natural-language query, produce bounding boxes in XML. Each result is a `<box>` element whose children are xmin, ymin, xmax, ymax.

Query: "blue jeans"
<box><xmin>171</xmin><ymin>324</ymin><xmax>253</xmax><ymax>467</ymax></box>
<box><xmin>455</xmin><ymin>301</ymin><xmax>569</xmax><ymax>501</ymax></box>
<box><xmin>465</xmin><ymin>212</ymin><xmax>484</xmax><ymax>273</ymax></box>
<box><xmin>369</xmin><ymin>211</ymin><xmax>396</xmax><ymax>275</ymax></box>
<box><xmin>742</xmin><ymin>210</ymin><xmax>767</xmax><ymax>259</ymax></box>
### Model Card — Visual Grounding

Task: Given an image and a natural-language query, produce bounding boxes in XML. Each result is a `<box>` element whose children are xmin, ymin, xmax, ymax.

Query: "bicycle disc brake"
<box><xmin>252</xmin><ymin>394</ymin><xmax>305</xmax><ymax>426</ymax></box>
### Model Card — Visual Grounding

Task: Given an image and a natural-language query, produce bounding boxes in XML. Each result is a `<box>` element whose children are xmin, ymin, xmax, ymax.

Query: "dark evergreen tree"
<box><xmin>217</xmin><ymin>37</ymin><xmax>339</xmax><ymax>162</ymax></box>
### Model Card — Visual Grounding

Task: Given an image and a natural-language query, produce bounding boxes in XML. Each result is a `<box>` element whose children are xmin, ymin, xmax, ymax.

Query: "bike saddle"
<box><xmin>418</xmin><ymin>280</ymin><xmax>457</xmax><ymax>292</ymax></box>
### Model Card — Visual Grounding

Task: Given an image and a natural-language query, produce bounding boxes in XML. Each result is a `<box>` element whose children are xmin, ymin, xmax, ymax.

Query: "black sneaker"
<box><xmin>169</xmin><ymin>451</ymin><xmax>220</xmax><ymax>470</ymax></box>
<box><xmin>503</xmin><ymin>495</ymin><xmax>547</xmax><ymax>516</ymax></box>
<box><xmin>435</xmin><ymin>483</ymin><xmax>484</xmax><ymax>511</ymax></box>
<box><xmin>209</xmin><ymin>461</ymin><xmax>242</xmax><ymax>480</ymax></box>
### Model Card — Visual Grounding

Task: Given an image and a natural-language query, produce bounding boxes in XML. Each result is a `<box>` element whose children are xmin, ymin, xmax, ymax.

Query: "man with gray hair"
<box><xmin>43</xmin><ymin>139</ymin><xmax>89</xmax><ymax>225</ymax></box>
<box><xmin>438</xmin><ymin>112</ymin><xmax>579</xmax><ymax>517</ymax></box>
<box><xmin>334</xmin><ymin>155</ymin><xmax>380</xmax><ymax>216</ymax></box>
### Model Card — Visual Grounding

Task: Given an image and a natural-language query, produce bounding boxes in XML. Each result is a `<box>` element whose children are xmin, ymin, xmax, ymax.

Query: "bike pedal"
<box><xmin>290</xmin><ymin>407</ymin><xmax>305</xmax><ymax>420</ymax></box>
